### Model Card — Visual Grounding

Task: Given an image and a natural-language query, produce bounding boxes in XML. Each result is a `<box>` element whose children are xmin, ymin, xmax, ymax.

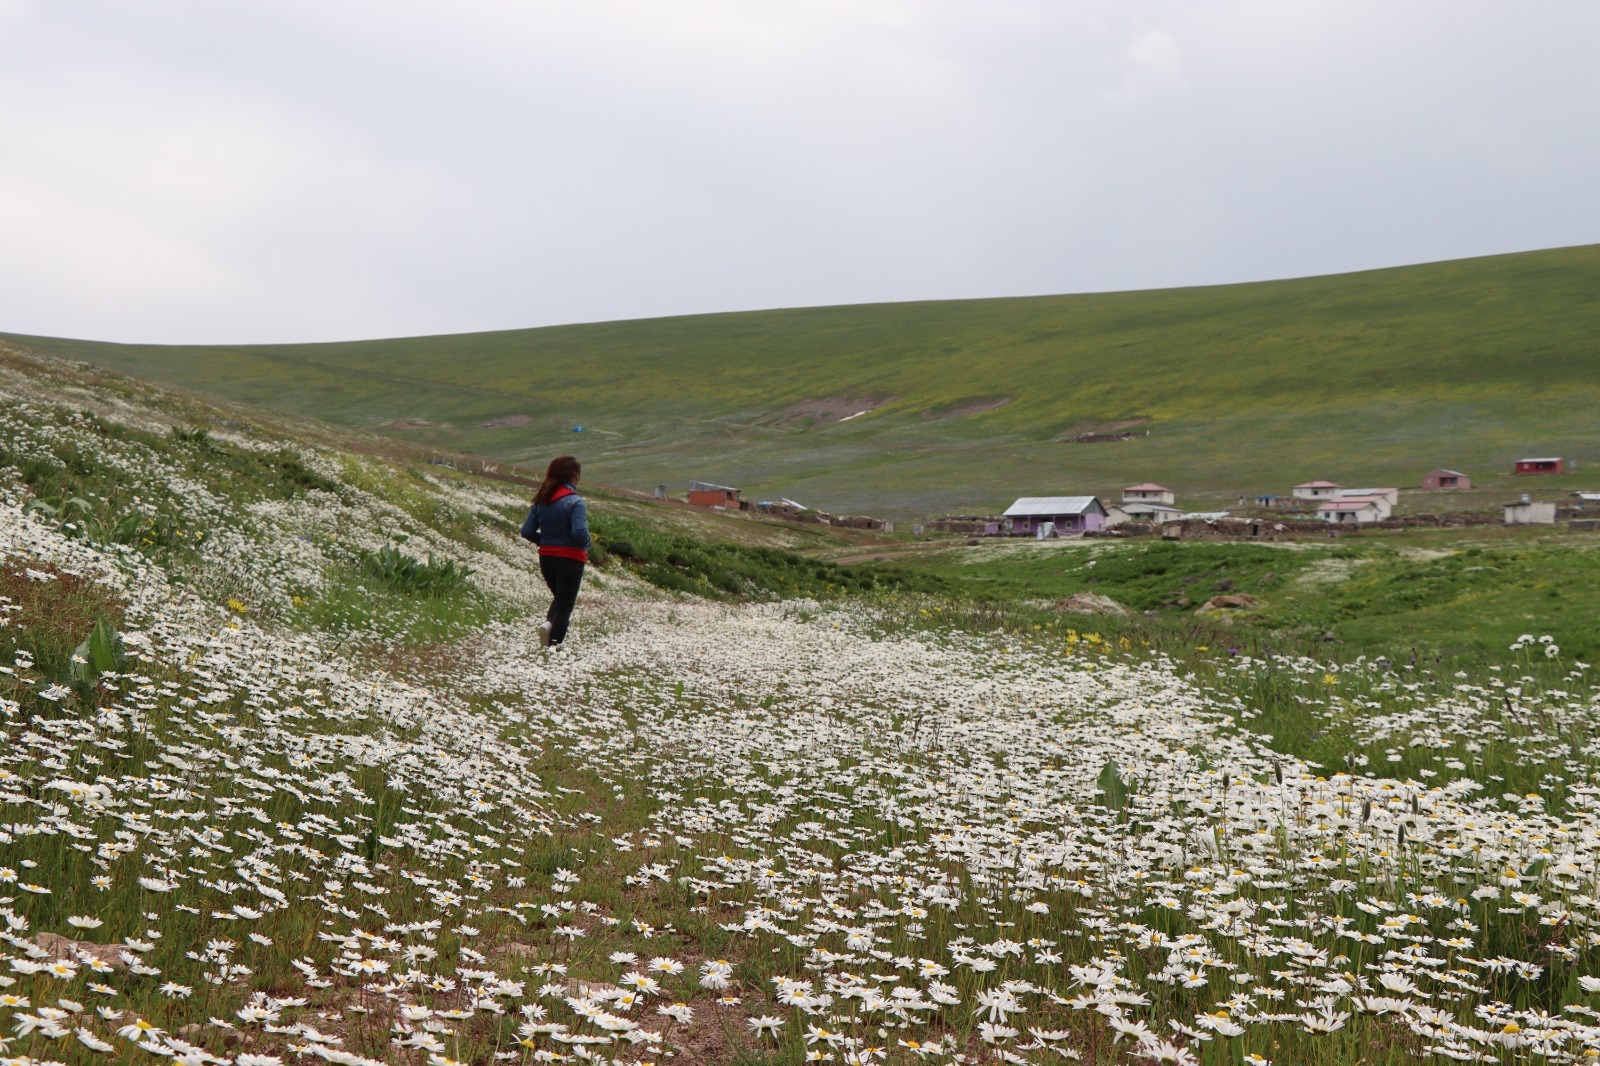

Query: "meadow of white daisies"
<box><xmin>4</xmin><ymin>349</ymin><xmax>1600</xmax><ymax>1066</ymax></box>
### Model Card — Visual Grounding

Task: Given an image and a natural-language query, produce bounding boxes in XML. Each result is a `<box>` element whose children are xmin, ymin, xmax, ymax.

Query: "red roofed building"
<box><xmin>1122</xmin><ymin>483</ymin><xmax>1176</xmax><ymax>506</ymax></box>
<box><xmin>1292</xmin><ymin>480</ymin><xmax>1343</xmax><ymax>501</ymax></box>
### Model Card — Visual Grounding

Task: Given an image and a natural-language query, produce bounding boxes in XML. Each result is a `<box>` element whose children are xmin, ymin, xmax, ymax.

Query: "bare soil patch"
<box><xmin>764</xmin><ymin>395</ymin><xmax>896</xmax><ymax>426</ymax></box>
<box><xmin>666</xmin><ymin>996</ymin><xmax>761</xmax><ymax>1065</ymax></box>
<box><xmin>477</xmin><ymin>414</ymin><xmax>534</xmax><ymax>429</ymax></box>
<box><xmin>377</xmin><ymin>419</ymin><xmax>437</xmax><ymax>431</ymax></box>
<box><xmin>1053</xmin><ymin>416</ymin><xmax>1152</xmax><ymax>443</ymax></box>
<box><xmin>919</xmin><ymin>396</ymin><xmax>1011</xmax><ymax>420</ymax></box>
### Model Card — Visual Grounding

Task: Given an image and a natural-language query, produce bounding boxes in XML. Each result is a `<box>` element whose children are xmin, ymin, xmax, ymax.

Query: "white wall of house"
<box><xmin>1319</xmin><ymin>503</ymin><xmax>1381</xmax><ymax>523</ymax></box>
<box><xmin>1293</xmin><ymin>484</ymin><xmax>1342</xmax><ymax>500</ymax></box>
<box><xmin>1505</xmin><ymin>502</ymin><xmax>1557</xmax><ymax>525</ymax></box>
<box><xmin>1336</xmin><ymin>494</ymin><xmax>1393</xmax><ymax>519</ymax></box>
<box><xmin>1123</xmin><ymin>488</ymin><xmax>1176</xmax><ymax>505</ymax></box>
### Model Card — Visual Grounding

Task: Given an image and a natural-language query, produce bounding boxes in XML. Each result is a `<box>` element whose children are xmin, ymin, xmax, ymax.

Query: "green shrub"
<box><xmin>355</xmin><ymin>544</ymin><xmax>476</xmax><ymax>598</ymax></box>
<box><xmin>586</xmin><ymin>512</ymin><xmax>948</xmax><ymax>602</ymax></box>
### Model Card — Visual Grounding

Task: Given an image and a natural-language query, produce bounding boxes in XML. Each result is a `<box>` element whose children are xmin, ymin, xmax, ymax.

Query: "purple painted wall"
<box><xmin>1011</xmin><ymin>513</ymin><xmax>1103</xmax><ymax>535</ymax></box>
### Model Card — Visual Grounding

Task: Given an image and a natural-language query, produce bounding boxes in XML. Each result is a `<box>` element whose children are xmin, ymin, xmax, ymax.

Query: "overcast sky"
<box><xmin>1</xmin><ymin>1</ymin><xmax>1596</xmax><ymax>345</ymax></box>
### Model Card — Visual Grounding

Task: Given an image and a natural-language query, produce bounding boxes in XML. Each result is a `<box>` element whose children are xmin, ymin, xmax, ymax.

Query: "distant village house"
<box><xmin>1317</xmin><ymin>498</ymin><xmax>1385</xmax><ymax>524</ymax></box>
<box><xmin>1105</xmin><ymin>501</ymin><xmax>1182</xmax><ymax>527</ymax></box>
<box><xmin>1122</xmin><ymin>483</ymin><xmax>1176</xmax><ymax>506</ymax></box>
<box><xmin>1515</xmin><ymin>457</ymin><xmax>1564</xmax><ymax>475</ymax></box>
<box><xmin>1292</xmin><ymin>480</ymin><xmax>1343</xmax><ymax>501</ymax></box>
<box><xmin>1336</xmin><ymin>488</ymin><xmax>1398</xmax><ymax>519</ymax></box>
<box><xmin>687</xmin><ymin>481</ymin><xmax>741</xmax><ymax>508</ymax></box>
<box><xmin>1003</xmin><ymin>496</ymin><xmax>1107</xmax><ymax>538</ymax></box>
<box><xmin>1423</xmin><ymin>469</ymin><xmax>1471</xmax><ymax>490</ymax></box>
<box><xmin>1105</xmin><ymin>482</ymin><xmax>1181</xmax><ymax>526</ymax></box>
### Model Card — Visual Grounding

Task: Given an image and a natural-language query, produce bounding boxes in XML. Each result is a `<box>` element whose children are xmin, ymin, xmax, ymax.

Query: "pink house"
<box><xmin>1003</xmin><ymin>496</ymin><xmax>1108</xmax><ymax>536</ymax></box>
<box><xmin>1422</xmin><ymin>469</ymin><xmax>1471</xmax><ymax>490</ymax></box>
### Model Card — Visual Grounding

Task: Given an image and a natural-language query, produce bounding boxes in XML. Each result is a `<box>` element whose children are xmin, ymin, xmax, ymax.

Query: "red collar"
<box><xmin>549</xmin><ymin>485</ymin><xmax>576</xmax><ymax>502</ymax></box>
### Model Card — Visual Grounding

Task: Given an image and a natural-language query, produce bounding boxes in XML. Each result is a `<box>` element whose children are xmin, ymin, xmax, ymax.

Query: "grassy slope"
<box><xmin>7</xmin><ymin>244</ymin><xmax>1600</xmax><ymax>517</ymax></box>
<box><xmin>881</xmin><ymin>524</ymin><xmax>1600</xmax><ymax>663</ymax></box>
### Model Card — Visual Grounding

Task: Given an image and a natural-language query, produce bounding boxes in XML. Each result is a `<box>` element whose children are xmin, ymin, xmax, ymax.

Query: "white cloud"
<box><xmin>0</xmin><ymin>1</ymin><xmax>1595</xmax><ymax>343</ymax></box>
<box><xmin>1103</xmin><ymin>28</ymin><xmax>1187</xmax><ymax>104</ymax></box>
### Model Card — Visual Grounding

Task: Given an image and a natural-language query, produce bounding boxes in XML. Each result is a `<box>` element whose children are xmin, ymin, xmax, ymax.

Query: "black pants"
<box><xmin>538</xmin><ymin>556</ymin><xmax>585</xmax><ymax>645</ymax></box>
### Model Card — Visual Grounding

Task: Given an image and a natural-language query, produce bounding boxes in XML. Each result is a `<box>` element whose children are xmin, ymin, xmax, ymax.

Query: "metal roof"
<box><xmin>1518</xmin><ymin>458</ymin><xmax>1562</xmax><ymax>463</ymax></box>
<box><xmin>1123</xmin><ymin>483</ymin><xmax>1171</xmax><ymax>492</ymax></box>
<box><xmin>688</xmin><ymin>480</ymin><xmax>739</xmax><ymax>493</ymax></box>
<box><xmin>1003</xmin><ymin>496</ymin><xmax>1105</xmax><ymax>517</ymax></box>
<box><xmin>1317</xmin><ymin>499</ymin><xmax>1382</xmax><ymax>511</ymax></box>
<box><xmin>1295</xmin><ymin>480</ymin><xmax>1342</xmax><ymax>488</ymax></box>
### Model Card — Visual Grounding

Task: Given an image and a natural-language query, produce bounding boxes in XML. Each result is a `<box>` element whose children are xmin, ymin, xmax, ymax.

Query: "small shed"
<box><xmin>1122</xmin><ymin>483</ymin><xmax>1176</xmax><ymax>506</ymax></box>
<box><xmin>1293</xmin><ymin>480</ymin><xmax>1343</xmax><ymax>500</ymax></box>
<box><xmin>688</xmin><ymin>480</ymin><xmax>741</xmax><ymax>508</ymax></box>
<box><xmin>1318</xmin><ymin>498</ymin><xmax>1384</xmax><ymax>524</ymax></box>
<box><xmin>1106</xmin><ymin>500</ymin><xmax>1181</xmax><ymax>527</ymax></box>
<box><xmin>1515</xmin><ymin>457</ymin><xmax>1564</xmax><ymax>475</ymax></box>
<box><xmin>1505</xmin><ymin>498</ymin><xmax>1557</xmax><ymax>525</ymax></box>
<box><xmin>1423</xmin><ymin>469</ymin><xmax>1471</xmax><ymax>490</ymax></box>
<box><xmin>1003</xmin><ymin>496</ymin><xmax>1108</xmax><ymax>537</ymax></box>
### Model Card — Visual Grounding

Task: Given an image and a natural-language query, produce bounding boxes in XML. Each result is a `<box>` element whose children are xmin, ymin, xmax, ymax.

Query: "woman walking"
<box><xmin>520</xmin><ymin>455</ymin><xmax>591</xmax><ymax>648</ymax></box>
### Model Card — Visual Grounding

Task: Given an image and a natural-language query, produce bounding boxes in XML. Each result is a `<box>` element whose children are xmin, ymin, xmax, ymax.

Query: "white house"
<box><xmin>1340</xmin><ymin>487</ymin><xmax>1398</xmax><ymax>505</ymax></box>
<box><xmin>1293</xmin><ymin>480</ymin><xmax>1343</xmax><ymax>501</ymax></box>
<box><xmin>1122</xmin><ymin>483</ymin><xmax>1176</xmax><ymax>506</ymax></box>
<box><xmin>1335</xmin><ymin>488</ymin><xmax>1397</xmax><ymax>519</ymax></box>
<box><xmin>1318</xmin><ymin>498</ymin><xmax>1385</xmax><ymax>524</ymax></box>
<box><xmin>1505</xmin><ymin>498</ymin><xmax>1556</xmax><ymax>525</ymax></box>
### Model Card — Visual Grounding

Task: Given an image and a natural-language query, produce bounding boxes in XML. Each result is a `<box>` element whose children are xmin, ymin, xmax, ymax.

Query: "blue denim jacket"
<box><xmin>521</xmin><ymin>488</ymin><xmax>591</xmax><ymax>551</ymax></box>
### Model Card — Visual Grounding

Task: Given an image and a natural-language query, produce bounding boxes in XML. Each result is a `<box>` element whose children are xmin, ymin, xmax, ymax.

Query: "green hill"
<box><xmin>8</xmin><ymin>244</ymin><xmax>1600</xmax><ymax>517</ymax></box>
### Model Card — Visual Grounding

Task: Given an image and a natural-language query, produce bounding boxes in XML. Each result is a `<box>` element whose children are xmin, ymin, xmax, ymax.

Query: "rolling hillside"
<box><xmin>8</xmin><ymin>244</ymin><xmax>1600</xmax><ymax>517</ymax></box>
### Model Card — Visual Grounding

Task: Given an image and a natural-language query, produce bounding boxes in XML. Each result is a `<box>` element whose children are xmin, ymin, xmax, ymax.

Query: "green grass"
<box><xmin>8</xmin><ymin>244</ymin><xmax>1600</xmax><ymax>517</ymax></box>
<box><xmin>11</xmin><ymin>347</ymin><xmax>1600</xmax><ymax>1065</ymax></box>
<box><xmin>878</xmin><ymin>527</ymin><xmax>1600</xmax><ymax>664</ymax></box>
<box><xmin>586</xmin><ymin>511</ymin><xmax>948</xmax><ymax>601</ymax></box>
